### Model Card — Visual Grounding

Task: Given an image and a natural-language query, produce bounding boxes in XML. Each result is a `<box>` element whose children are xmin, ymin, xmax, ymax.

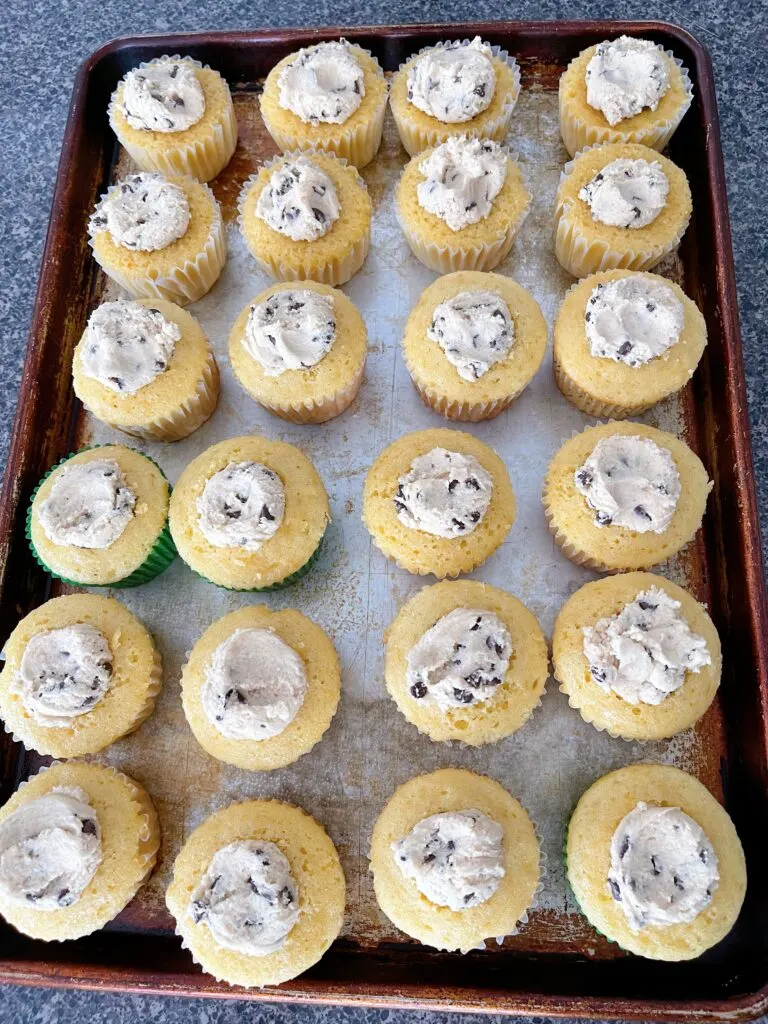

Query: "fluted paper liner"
<box><xmin>553</xmin><ymin>351</ymin><xmax>656</xmax><ymax>419</ymax></box>
<box><xmin>256</xmin><ymin>363</ymin><xmax>364</xmax><ymax>425</ymax></box>
<box><xmin>189</xmin><ymin>531</ymin><xmax>325</xmax><ymax>593</ymax></box>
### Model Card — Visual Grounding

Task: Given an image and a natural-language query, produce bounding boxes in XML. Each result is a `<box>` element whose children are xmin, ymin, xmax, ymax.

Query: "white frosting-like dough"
<box><xmin>255</xmin><ymin>157</ymin><xmax>340</xmax><ymax>242</ymax></box>
<box><xmin>428</xmin><ymin>289</ymin><xmax>514</xmax><ymax>381</ymax></box>
<box><xmin>407</xmin><ymin>37</ymin><xmax>496</xmax><ymax>124</ymax></box>
<box><xmin>417</xmin><ymin>137</ymin><xmax>507</xmax><ymax>231</ymax></box>
<box><xmin>585</xmin><ymin>276</ymin><xmax>684</xmax><ymax>366</ymax></box>
<box><xmin>406</xmin><ymin>607</ymin><xmax>512</xmax><ymax>710</ymax></box>
<box><xmin>277</xmin><ymin>40</ymin><xmax>365</xmax><ymax>124</ymax></box>
<box><xmin>80</xmin><ymin>300</ymin><xmax>181</xmax><ymax>393</ymax></box>
<box><xmin>189</xmin><ymin>839</ymin><xmax>299</xmax><ymax>955</ymax></box>
<box><xmin>583</xmin><ymin>586</ymin><xmax>711</xmax><ymax>706</ymax></box>
<box><xmin>196</xmin><ymin>461</ymin><xmax>285</xmax><ymax>552</ymax></box>
<box><xmin>392</xmin><ymin>809</ymin><xmax>505</xmax><ymax>910</ymax></box>
<box><xmin>586</xmin><ymin>37</ymin><xmax>670</xmax><ymax>127</ymax></box>
<box><xmin>244</xmin><ymin>289</ymin><xmax>336</xmax><ymax>377</ymax></box>
<box><xmin>89</xmin><ymin>172</ymin><xmax>190</xmax><ymax>251</ymax></box>
<box><xmin>0</xmin><ymin>786</ymin><xmax>101</xmax><ymax>910</ymax></box>
<box><xmin>38</xmin><ymin>459</ymin><xmax>136</xmax><ymax>550</ymax></box>
<box><xmin>395</xmin><ymin>447</ymin><xmax>493</xmax><ymax>538</ymax></box>
<box><xmin>578</xmin><ymin>158</ymin><xmax>669</xmax><ymax>229</ymax></box>
<box><xmin>120</xmin><ymin>59</ymin><xmax>206</xmax><ymax>132</ymax></box>
<box><xmin>607</xmin><ymin>802</ymin><xmax>719</xmax><ymax>932</ymax></box>
<box><xmin>202</xmin><ymin>628</ymin><xmax>308</xmax><ymax>740</ymax></box>
<box><xmin>574</xmin><ymin>435</ymin><xmax>681</xmax><ymax>533</ymax></box>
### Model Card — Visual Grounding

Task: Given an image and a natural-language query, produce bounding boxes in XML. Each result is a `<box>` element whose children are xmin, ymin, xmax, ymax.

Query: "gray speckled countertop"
<box><xmin>1</xmin><ymin>1</ymin><xmax>767</xmax><ymax>1022</ymax></box>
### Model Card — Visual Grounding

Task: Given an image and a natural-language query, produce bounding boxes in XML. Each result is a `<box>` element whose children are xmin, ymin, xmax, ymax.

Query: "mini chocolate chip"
<box><xmin>618</xmin><ymin>341</ymin><xmax>633</xmax><ymax>357</ymax></box>
<box><xmin>595</xmin><ymin>510</ymin><xmax>613</xmax><ymax>526</ymax></box>
<box><xmin>619</xmin><ymin>835</ymin><xmax>630</xmax><ymax>858</ymax></box>
<box><xmin>423</xmin><ymin>852</ymin><xmax>436</xmax><ymax>864</ymax></box>
<box><xmin>410</xmin><ymin>681</ymin><xmax>427</xmax><ymax>699</ymax></box>
<box><xmin>634</xmin><ymin>505</ymin><xmax>652</xmax><ymax>521</ymax></box>
<box><xmin>453</xmin><ymin>688</ymin><xmax>474</xmax><ymax>704</ymax></box>
<box><xmin>463</xmin><ymin>891</ymin><xmax>476</xmax><ymax>903</ymax></box>
<box><xmin>576</xmin><ymin>469</ymin><xmax>593</xmax><ymax>488</ymax></box>
<box><xmin>312</xmin><ymin>208</ymin><xmax>326</xmax><ymax>223</ymax></box>
<box><xmin>191</xmin><ymin>900</ymin><xmax>208</xmax><ymax>923</ymax></box>
<box><xmin>448</xmin><ymin>479</ymin><xmax>459</xmax><ymax>492</ymax></box>
<box><xmin>470</xmin><ymin>616</ymin><xmax>482</xmax><ymax>631</ymax></box>
<box><xmin>260</xmin><ymin>504</ymin><xmax>276</xmax><ymax>522</ymax></box>
<box><xmin>81</xmin><ymin>818</ymin><xmax>97</xmax><ymax>835</ymax></box>
<box><xmin>637</xmin><ymin>600</ymin><xmax>658</xmax><ymax>611</ymax></box>
<box><xmin>651</xmin><ymin>854</ymin><xmax>662</xmax><ymax>876</ymax></box>
<box><xmin>451</xmin><ymin>518</ymin><xmax>467</xmax><ymax>530</ymax></box>
<box><xmin>608</xmin><ymin>878</ymin><xmax>622</xmax><ymax>901</ymax></box>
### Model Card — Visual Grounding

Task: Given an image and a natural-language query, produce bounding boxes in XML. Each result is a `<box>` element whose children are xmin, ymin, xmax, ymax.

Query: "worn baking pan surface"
<box><xmin>0</xmin><ymin>21</ymin><xmax>767</xmax><ymax>1021</ymax></box>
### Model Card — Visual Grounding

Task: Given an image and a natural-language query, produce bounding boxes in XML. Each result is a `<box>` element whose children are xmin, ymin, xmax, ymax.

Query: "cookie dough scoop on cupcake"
<box><xmin>88</xmin><ymin>171</ymin><xmax>226</xmax><ymax>305</ymax></box>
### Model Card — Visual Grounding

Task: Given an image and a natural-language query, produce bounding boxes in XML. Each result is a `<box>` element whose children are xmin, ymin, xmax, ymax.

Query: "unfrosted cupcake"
<box><xmin>402</xmin><ymin>271</ymin><xmax>547</xmax><ymax>421</ymax></box>
<box><xmin>384</xmin><ymin>581</ymin><xmax>548</xmax><ymax>746</ymax></box>
<box><xmin>559</xmin><ymin>36</ymin><xmax>693</xmax><ymax>158</ymax></box>
<box><xmin>0</xmin><ymin>760</ymin><xmax>159</xmax><ymax>941</ymax></box>
<box><xmin>553</xmin><ymin>142</ymin><xmax>692</xmax><ymax>278</ymax></box>
<box><xmin>228</xmin><ymin>281</ymin><xmax>366</xmax><ymax>423</ymax></box>
<box><xmin>567</xmin><ymin>764</ymin><xmax>746</xmax><ymax>960</ymax></box>
<box><xmin>89</xmin><ymin>171</ymin><xmax>226</xmax><ymax>305</ymax></box>
<box><xmin>396</xmin><ymin>137</ymin><xmax>530</xmax><ymax>273</ymax></box>
<box><xmin>238</xmin><ymin>152</ymin><xmax>371</xmax><ymax>285</ymax></box>
<box><xmin>180</xmin><ymin>605</ymin><xmax>340</xmax><ymax>770</ymax></box>
<box><xmin>260</xmin><ymin>39</ymin><xmax>388</xmax><ymax>169</ymax></box>
<box><xmin>108</xmin><ymin>55</ymin><xmax>237</xmax><ymax>181</ymax></box>
<box><xmin>370</xmin><ymin>768</ymin><xmax>540</xmax><ymax>952</ymax></box>
<box><xmin>0</xmin><ymin>594</ymin><xmax>162</xmax><ymax>759</ymax></box>
<box><xmin>542</xmin><ymin>421</ymin><xmax>711</xmax><ymax>572</ymax></box>
<box><xmin>553</xmin><ymin>572</ymin><xmax>721</xmax><ymax>741</ymax></box>
<box><xmin>73</xmin><ymin>298</ymin><xmax>219</xmax><ymax>441</ymax></box>
<box><xmin>362</xmin><ymin>428</ymin><xmax>516</xmax><ymax>578</ymax></box>
<box><xmin>168</xmin><ymin>435</ymin><xmax>330</xmax><ymax>591</ymax></box>
<box><xmin>553</xmin><ymin>270</ymin><xmax>707</xmax><ymax>418</ymax></box>
<box><xmin>390</xmin><ymin>37</ymin><xmax>521</xmax><ymax>156</ymax></box>
<box><xmin>166</xmin><ymin>798</ymin><xmax>345</xmax><ymax>987</ymax></box>
<box><xmin>28</xmin><ymin>445</ymin><xmax>176</xmax><ymax>588</ymax></box>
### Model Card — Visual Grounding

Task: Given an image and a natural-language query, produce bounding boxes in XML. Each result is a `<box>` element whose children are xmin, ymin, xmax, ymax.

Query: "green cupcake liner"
<box><xmin>189</xmin><ymin>531</ymin><xmax>326</xmax><ymax>592</ymax></box>
<box><xmin>26</xmin><ymin>445</ymin><xmax>177</xmax><ymax>589</ymax></box>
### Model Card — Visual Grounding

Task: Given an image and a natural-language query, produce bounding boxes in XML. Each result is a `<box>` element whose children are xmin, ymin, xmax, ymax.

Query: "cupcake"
<box><xmin>396</xmin><ymin>137</ymin><xmax>530</xmax><ymax>273</ymax></box>
<box><xmin>0</xmin><ymin>760</ymin><xmax>159</xmax><ymax>941</ymax></box>
<box><xmin>553</xmin><ymin>142</ymin><xmax>692</xmax><ymax>278</ymax></box>
<box><xmin>180</xmin><ymin>605</ymin><xmax>340</xmax><ymax>770</ymax></box>
<box><xmin>362</xmin><ymin>428</ymin><xmax>516</xmax><ymax>578</ymax></box>
<box><xmin>260</xmin><ymin>39</ymin><xmax>388</xmax><ymax>169</ymax></box>
<box><xmin>0</xmin><ymin>594</ymin><xmax>163</xmax><ymax>758</ymax></box>
<box><xmin>553</xmin><ymin>572</ymin><xmax>721</xmax><ymax>741</ymax></box>
<box><xmin>553</xmin><ymin>270</ymin><xmax>707</xmax><ymax>418</ymax></box>
<box><xmin>88</xmin><ymin>171</ymin><xmax>226</xmax><ymax>305</ymax></box>
<box><xmin>566</xmin><ymin>764</ymin><xmax>746</xmax><ymax>960</ymax></box>
<box><xmin>73</xmin><ymin>298</ymin><xmax>219</xmax><ymax>441</ymax></box>
<box><xmin>384</xmin><ymin>581</ymin><xmax>548</xmax><ymax>745</ymax></box>
<box><xmin>559</xmin><ymin>36</ymin><xmax>694</xmax><ymax>158</ymax></box>
<box><xmin>166</xmin><ymin>798</ymin><xmax>345</xmax><ymax>987</ymax></box>
<box><xmin>543</xmin><ymin>421</ymin><xmax>711</xmax><ymax>572</ymax></box>
<box><xmin>402</xmin><ymin>271</ymin><xmax>547</xmax><ymax>421</ymax></box>
<box><xmin>168</xmin><ymin>435</ymin><xmax>330</xmax><ymax>591</ymax></box>
<box><xmin>28</xmin><ymin>445</ymin><xmax>176</xmax><ymax>588</ymax></box>
<box><xmin>108</xmin><ymin>55</ymin><xmax>237</xmax><ymax>181</ymax></box>
<box><xmin>228</xmin><ymin>281</ymin><xmax>366</xmax><ymax>424</ymax></box>
<box><xmin>370</xmin><ymin>768</ymin><xmax>540</xmax><ymax>952</ymax></box>
<box><xmin>390</xmin><ymin>37</ymin><xmax>521</xmax><ymax>156</ymax></box>
<box><xmin>238</xmin><ymin>151</ymin><xmax>371</xmax><ymax>285</ymax></box>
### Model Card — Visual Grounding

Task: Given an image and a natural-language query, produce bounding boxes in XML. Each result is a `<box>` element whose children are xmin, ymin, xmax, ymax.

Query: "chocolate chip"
<box><xmin>463</xmin><ymin>891</ymin><xmax>476</xmax><ymax>903</ymax></box>
<box><xmin>410</xmin><ymin>681</ymin><xmax>427</xmax><ymax>699</ymax></box>
<box><xmin>699</xmin><ymin>848</ymin><xmax>709</xmax><ymax>864</ymax></box>
<box><xmin>637</xmin><ymin>600</ymin><xmax>658</xmax><ymax>611</ymax></box>
<box><xmin>673</xmin><ymin>875</ymin><xmax>685</xmax><ymax>891</ymax></box>
<box><xmin>312</xmin><ymin>207</ymin><xmax>326</xmax><ymax>224</ymax></box>
<box><xmin>595</xmin><ymin>510</ymin><xmax>613</xmax><ymax>526</ymax></box>
<box><xmin>608</xmin><ymin>878</ymin><xmax>622</xmax><ymax>901</ymax></box>
<box><xmin>448</xmin><ymin>479</ymin><xmax>459</xmax><ymax>492</ymax></box>
<box><xmin>260</xmin><ymin>504</ymin><xmax>276</xmax><ymax>522</ymax></box>
<box><xmin>453</xmin><ymin>688</ymin><xmax>474</xmax><ymax>704</ymax></box>
<box><xmin>576</xmin><ymin>469</ymin><xmax>593</xmax><ymax>488</ymax></box>
<box><xmin>279</xmin><ymin>886</ymin><xmax>294</xmax><ymax>905</ymax></box>
<box><xmin>470</xmin><ymin>616</ymin><xmax>482</xmax><ymax>631</ymax></box>
<box><xmin>634</xmin><ymin>505</ymin><xmax>652</xmax><ymax>521</ymax></box>
<box><xmin>619</xmin><ymin>835</ymin><xmax>630</xmax><ymax>859</ymax></box>
<box><xmin>474</xmin><ymin>83</ymin><xmax>486</xmax><ymax>97</ymax></box>
<box><xmin>466</xmin><ymin>477</ymin><xmax>480</xmax><ymax>490</ymax></box>
<box><xmin>651</xmin><ymin>855</ymin><xmax>662</xmax><ymax>876</ymax></box>
<box><xmin>618</xmin><ymin>341</ymin><xmax>633</xmax><ymax>357</ymax></box>
<box><xmin>57</xmin><ymin>888</ymin><xmax>73</xmax><ymax>906</ymax></box>
<box><xmin>191</xmin><ymin>900</ymin><xmax>208</xmax><ymax>923</ymax></box>
<box><xmin>81</xmin><ymin>818</ymin><xmax>97</xmax><ymax>835</ymax></box>
<box><xmin>451</xmin><ymin>517</ymin><xmax>467</xmax><ymax>530</ymax></box>
<box><xmin>423</xmin><ymin>852</ymin><xmax>435</xmax><ymax>864</ymax></box>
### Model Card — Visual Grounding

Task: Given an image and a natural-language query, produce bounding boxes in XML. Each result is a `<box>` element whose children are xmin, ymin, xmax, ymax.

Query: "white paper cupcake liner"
<box><xmin>552</xmin><ymin>351</ymin><xmax>654</xmax><ymax>419</ymax></box>
<box><xmin>256</xmin><ymin>362</ymin><xmax>364</xmax><ymax>424</ymax></box>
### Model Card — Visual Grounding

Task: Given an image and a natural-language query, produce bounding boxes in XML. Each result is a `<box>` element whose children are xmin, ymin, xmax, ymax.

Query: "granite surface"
<box><xmin>0</xmin><ymin>0</ymin><xmax>766</xmax><ymax>1022</ymax></box>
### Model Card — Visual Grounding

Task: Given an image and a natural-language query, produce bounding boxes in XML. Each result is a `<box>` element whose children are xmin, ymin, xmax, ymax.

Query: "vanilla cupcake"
<box><xmin>73</xmin><ymin>299</ymin><xmax>219</xmax><ymax>441</ymax></box>
<box><xmin>559</xmin><ymin>36</ymin><xmax>693</xmax><ymax>158</ymax></box>
<box><xmin>567</xmin><ymin>764</ymin><xmax>746</xmax><ymax>960</ymax></box>
<box><xmin>385</xmin><ymin>581</ymin><xmax>547</xmax><ymax>745</ymax></box>
<box><xmin>89</xmin><ymin>171</ymin><xmax>226</xmax><ymax>305</ymax></box>
<box><xmin>168</xmin><ymin>435</ymin><xmax>330</xmax><ymax>591</ymax></box>
<box><xmin>108</xmin><ymin>56</ymin><xmax>237</xmax><ymax>181</ymax></box>
<box><xmin>166</xmin><ymin>799</ymin><xmax>345</xmax><ymax>987</ymax></box>
<box><xmin>0</xmin><ymin>760</ymin><xmax>159</xmax><ymax>941</ymax></box>
<box><xmin>390</xmin><ymin>37</ymin><xmax>521</xmax><ymax>156</ymax></box>
<box><xmin>228</xmin><ymin>281</ymin><xmax>366</xmax><ymax>424</ymax></box>
<box><xmin>553</xmin><ymin>270</ymin><xmax>707</xmax><ymax>418</ymax></box>
<box><xmin>238</xmin><ymin>151</ymin><xmax>371</xmax><ymax>285</ymax></box>
<box><xmin>554</xmin><ymin>142</ymin><xmax>692</xmax><ymax>278</ymax></box>
<box><xmin>181</xmin><ymin>605</ymin><xmax>340</xmax><ymax>770</ymax></box>
<box><xmin>0</xmin><ymin>594</ymin><xmax>163</xmax><ymax>758</ymax></box>
<box><xmin>28</xmin><ymin>445</ymin><xmax>176</xmax><ymax>588</ymax></box>
<box><xmin>260</xmin><ymin>39</ymin><xmax>388</xmax><ymax>169</ymax></box>
<box><xmin>363</xmin><ymin>429</ymin><xmax>515</xmax><ymax>578</ymax></box>
<box><xmin>553</xmin><ymin>573</ymin><xmax>721</xmax><ymax>741</ymax></box>
<box><xmin>402</xmin><ymin>271</ymin><xmax>547</xmax><ymax>421</ymax></box>
<box><xmin>396</xmin><ymin>137</ymin><xmax>530</xmax><ymax>273</ymax></box>
<box><xmin>542</xmin><ymin>421</ymin><xmax>711</xmax><ymax>572</ymax></box>
<box><xmin>370</xmin><ymin>768</ymin><xmax>540</xmax><ymax>952</ymax></box>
